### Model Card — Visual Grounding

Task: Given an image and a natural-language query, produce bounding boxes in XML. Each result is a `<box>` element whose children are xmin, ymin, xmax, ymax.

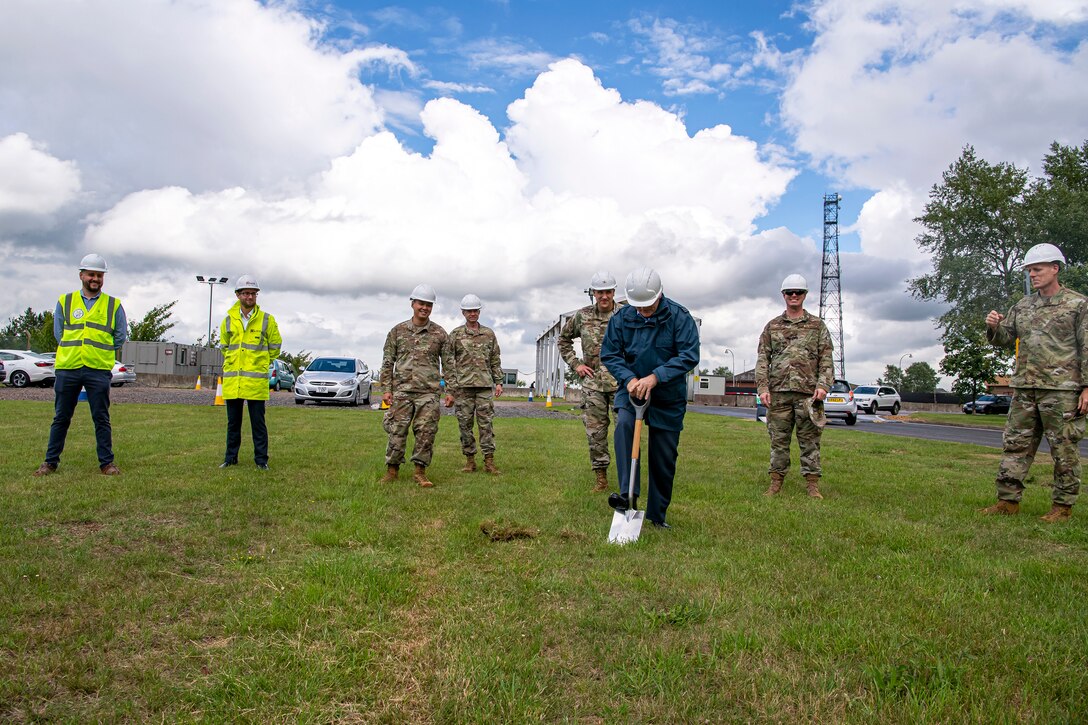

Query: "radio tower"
<box><xmin>820</xmin><ymin>193</ymin><xmax>845</xmax><ymax>379</ymax></box>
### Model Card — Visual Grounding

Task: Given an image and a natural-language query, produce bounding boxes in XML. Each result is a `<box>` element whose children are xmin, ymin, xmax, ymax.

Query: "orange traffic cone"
<box><xmin>213</xmin><ymin>376</ymin><xmax>225</xmax><ymax>406</ymax></box>
<box><xmin>194</xmin><ymin>376</ymin><xmax>202</xmax><ymax>391</ymax></box>
<box><xmin>545</xmin><ymin>389</ymin><xmax>553</xmax><ymax>408</ymax></box>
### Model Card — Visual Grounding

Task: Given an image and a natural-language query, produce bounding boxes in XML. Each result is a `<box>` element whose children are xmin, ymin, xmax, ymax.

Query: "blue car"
<box><xmin>269</xmin><ymin>359</ymin><xmax>296</xmax><ymax>391</ymax></box>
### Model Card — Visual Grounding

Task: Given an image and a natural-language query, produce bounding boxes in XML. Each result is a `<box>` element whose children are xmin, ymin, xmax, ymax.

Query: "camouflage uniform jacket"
<box><xmin>558</xmin><ymin>303</ymin><xmax>619</xmax><ymax>393</ymax></box>
<box><xmin>755</xmin><ymin>310</ymin><xmax>834</xmax><ymax>395</ymax></box>
<box><xmin>380</xmin><ymin>319</ymin><xmax>449</xmax><ymax>394</ymax></box>
<box><xmin>444</xmin><ymin>324</ymin><xmax>503</xmax><ymax>390</ymax></box>
<box><xmin>988</xmin><ymin>286</ymin><xmax>1088</xmax><ymax>391</ymax></box>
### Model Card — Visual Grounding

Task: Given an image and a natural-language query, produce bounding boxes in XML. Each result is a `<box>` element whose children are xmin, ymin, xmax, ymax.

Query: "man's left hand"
<box><xmin>626</xmin><ymin>373</ymin><xmax>658</xmax><ymax>400</ymax></box>
<box><xmin>812</xmin><ymin>387</ymin><xmax>828</xmax><ymax>402</ymax></box>
<box><xmin>495</xmin><ymin>383</ymin><xmax>503</xmax><ymax>397</ymax></box>
<box><xmin>444</xmin><ymin>394</ymin><xmax>455</xmax><ymax>408</ymax></box>
<box><xmin>1078</xmin><ymin>388</ymin><xmax>1088</xmax><ymax>415</ymax></box>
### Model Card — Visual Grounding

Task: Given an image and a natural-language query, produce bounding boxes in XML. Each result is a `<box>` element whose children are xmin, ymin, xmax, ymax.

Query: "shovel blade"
<box><xmin>608</xmin><ymin>509</ymin><xmax>645</xmax><ymax>545</ymax></box>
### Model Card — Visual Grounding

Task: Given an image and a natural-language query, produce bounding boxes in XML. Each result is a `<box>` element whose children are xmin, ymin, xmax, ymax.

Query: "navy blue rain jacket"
<box><xmin>600</xmin><ymin>296</ymin><xmax>701</xmax><ymax>431</ymax></box>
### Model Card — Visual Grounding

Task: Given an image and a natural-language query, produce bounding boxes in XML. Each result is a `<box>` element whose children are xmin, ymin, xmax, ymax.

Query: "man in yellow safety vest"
<box><xmin>34</xmin><ymin>253</ymin><xmax>128</xmax><ymax>476</ymax></box>
<box><xmin>219</xmin><ymin>275</ymin><xmax>282</xmax><ymax>470</ymax></box>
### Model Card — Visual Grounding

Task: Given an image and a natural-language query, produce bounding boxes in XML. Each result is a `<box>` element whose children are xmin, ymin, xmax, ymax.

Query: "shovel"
<box><xmin>608</xmin><ymin>394</ymin><xmax>649</xmax><ymax>545</ymax></box>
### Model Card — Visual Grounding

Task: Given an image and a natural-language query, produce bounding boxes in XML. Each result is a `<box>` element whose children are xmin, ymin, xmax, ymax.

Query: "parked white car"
<box><xmin>852</xmin><ymin>385</ymin><xmax>902</xmax><ymax>415</ymax></box>
<box><xmin>294</xmin><ymin>357</ymin><xmax>372</xmax><ymax>406</ymax></box>
<box><xmin>111</xmin><ymin>361</ymin><xmax>137</xmax><ymax>387</ymax></box>
<box><xmin>0</xmin><ymin>349</ymin><xmax>56</xmax><ymax>388</ymax></box>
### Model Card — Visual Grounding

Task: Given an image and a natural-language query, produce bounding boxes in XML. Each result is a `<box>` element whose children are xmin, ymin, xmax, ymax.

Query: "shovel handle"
<box><xmin>629</xmin><ymin>393</ymin><xmax>649</xmax><ymax>483</ymax></box>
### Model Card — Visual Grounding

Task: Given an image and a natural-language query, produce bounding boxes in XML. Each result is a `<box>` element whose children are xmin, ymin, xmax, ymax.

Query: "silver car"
<box><xmin>111</xmin><ymin>361</ymin><xmax>137</xmax><ymax>387</ymax></box>
<box><xmin>0</xmin><ymin>349</ymin><xmax>56</xmax><ymax>388</ymax></box>
<box><xmin>294</xmin><ymin>357</ymin><xmax>372</xmax><ymax>406</ymax></box>
<box><xmin>824</xmin><ymin>379</ymin><xmax>858</xmax><ymax>425</ymax></box>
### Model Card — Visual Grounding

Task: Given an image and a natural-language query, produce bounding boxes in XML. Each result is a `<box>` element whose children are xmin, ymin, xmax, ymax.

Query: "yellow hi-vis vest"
<box><xmin>55</xmin><ymin>292</ymin><xmax>120</xmax><ymax>370</ymax></box>
<box><xmin>220</xmin><ymin>302</ymin><xmax>282</xmax><ymax>400</ymax></box>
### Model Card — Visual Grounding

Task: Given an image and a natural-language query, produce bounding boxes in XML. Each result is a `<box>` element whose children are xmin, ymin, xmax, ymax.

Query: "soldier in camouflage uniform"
<box><xmin>981</xmin><ymin>243</ymin><xmax>1088</xmax><ymax>522</ymax></box>
<box><xmin>379</xmin><ymin>284</ymin><xmax>449</xmax><ymax>487</ymax></box>
<box><xmin>755</xmin><ymin>274</ymin><xmax>835</xmax><ymax>499</ymax></box>
<box><xmin>558</xmin><ymin>271</ymin><xmax>622</xmax><ymax>492</ymax></box>
<box><xmin>443</xmin><ymin>294</ymin><xmax>504</xmax><ymax>475</ymax></box>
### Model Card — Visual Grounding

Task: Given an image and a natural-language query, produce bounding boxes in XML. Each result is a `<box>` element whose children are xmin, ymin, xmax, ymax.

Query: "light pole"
<box><xmin>724</xmin><ymin>348</ymin><xmax>735</xmax><ymax>387</ymax></box>
<box><xmin>196</xmin><ymin>276</ymin><xmax>229</xmax><ymax>346</ymax></box>
<box><xmin>898</xmin><ymin>352</ymin><xmax>913</xmax><ymax>385</ymax></box>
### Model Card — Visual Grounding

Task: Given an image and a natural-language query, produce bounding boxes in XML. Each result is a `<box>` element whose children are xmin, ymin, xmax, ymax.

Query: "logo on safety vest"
<box><xmin>73</xmin><ymin>309</ymin><xmax>85</xmax><ymax>320</ymax></box>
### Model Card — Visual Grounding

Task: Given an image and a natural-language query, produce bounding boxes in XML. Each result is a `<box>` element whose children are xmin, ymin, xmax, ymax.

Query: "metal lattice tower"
<box><xmin>819</xmin><ymin>193</ymin><xmax>845</xmax><ymax>379</ymax></box>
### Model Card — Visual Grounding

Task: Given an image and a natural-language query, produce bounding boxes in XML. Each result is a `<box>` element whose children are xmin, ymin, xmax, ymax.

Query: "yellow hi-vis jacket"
<box><xmin>55</xmin><ymin>292</ymin><xmax>121</xmax><ymax>370</ymax></box>
<box><xmin>220</xmin><ymin>302</ymin><xmax>282</xmax><ymax>400</ymax></box>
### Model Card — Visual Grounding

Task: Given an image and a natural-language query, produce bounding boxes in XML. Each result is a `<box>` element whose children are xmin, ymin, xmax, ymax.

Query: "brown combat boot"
<box><xmin>1040</xmin><ymin>503</ymin><xmax>1072</xmax><ymax>522</ymax></box>
<box><xmin>461</xmin><ymin>455</ymin><xmax>477</xmax><ymax>473</ymax></box>
<box><xmin>592</xmin><ymin>468</ymin><xmax>609</xmax><ymax>492</ymax></box>
<box><xmin>483</xmin><ymin>455</ymin><xmax>501</xmax><ymax>475</ymax></box>
<box><xmin>804</xmin><ymin>474</ymin><xmax>823</xmax><ymax>499</ymax></box>
<box><xmin>100</xmin><ymin>463</ymin><xmax>122</xmax><ymax>476</ymax></box>
<box><xmin>979</xmin><ymin>500</ymin><xmax>1019</xmax><ymax>515</ymax></box>
<box><xmin>379</xmin><ymin>465</ymin><xmax>399</xmax><ymax>483</ymax></box>
<box><xmin>414</xmin><ymin>464</ymin><xmax>434</xmax><ymax>488</ymax></box>
<box><xmin>764</xmin><ymin>472</ymin><xmax>784</xmax><ymax>496</ymax></box>
<box><xmin>33</xmin><ymin>462</ymin><xmax>58</xmax><ymax>477</ymax></box>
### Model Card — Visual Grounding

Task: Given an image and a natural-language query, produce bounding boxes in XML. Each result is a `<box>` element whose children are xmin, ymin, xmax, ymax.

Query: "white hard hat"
<box><xmin>1022</xmin><ymin>243</ymin><xmax>1066</xmax><ymax>269</ymax></box>
<box><xmin>410</xmin><ymin>283</ymin><xmax>437</xmax><ymax>304</ymax></box>
<box><xmin>589</xmin><ymin>271</ymin><xmax>617</xmax><ymax>291</ymax></box>
<box><xmin>460</xmin><ymin>294</ymin><xmax>483</xmax><ymax>310</ymax></box>
<box><xmin>79</xmin><ymin>253</ymin><xmax>108</xmax><ymax>272</ymax></box>
<box><xmin>624</xmin><ymin>267</ymin><xmax>663</xmax><ymax>307</ymax></box>
<box><xmin>234</xmin><ymin>274</ymin><xmax>260</xmax><ymax>291</ymax></box>
<box><xmin>780</xmin><ymin>274</ymin><xmax>808</xmax><ymax>292</ymax></box>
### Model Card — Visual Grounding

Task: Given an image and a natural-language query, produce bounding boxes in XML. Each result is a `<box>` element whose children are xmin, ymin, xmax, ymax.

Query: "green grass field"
<box><xmin>905</xmin><ymin>411</ymin><xmax>1009</xmax><ymax>429</ymax></box>
<box><xmin>2</xmin><ymin>400</ymin><xmax>1087</xmax><ymax>722</ymax></box>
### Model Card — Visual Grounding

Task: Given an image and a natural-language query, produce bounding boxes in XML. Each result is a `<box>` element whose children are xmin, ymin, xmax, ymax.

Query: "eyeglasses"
<box><xmin>783</xmin><ymin>290</ymin><xmax>806</xmax><ymax>297</ymax></box>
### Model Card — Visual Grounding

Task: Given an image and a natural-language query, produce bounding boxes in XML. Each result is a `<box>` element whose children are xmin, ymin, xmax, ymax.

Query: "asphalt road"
<box><xmin>690</xmin><ymin>405</ymin><xmax>1088</xmax><ymax>455</ymax></box>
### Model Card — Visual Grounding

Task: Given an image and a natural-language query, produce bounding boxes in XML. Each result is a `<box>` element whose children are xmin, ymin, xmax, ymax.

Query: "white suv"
<box><xmin>853</xmin><ymin>385</ymin><xmax>901</xmax><ymax>415</ymax></box>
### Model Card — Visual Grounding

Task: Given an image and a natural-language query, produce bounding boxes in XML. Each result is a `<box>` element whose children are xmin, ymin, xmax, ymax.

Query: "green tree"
<box><xmin>0</xmin><ymin>308</ymin><xmax>56</xmax><ymax>352</ymax></box>
<box><xmin>1025</xmin><ymin>140</ymin><xmax>1088</xmax><ymax>267</ymax></box>
<box><xmin>711</xmin><ymin>365</ymin><xmax>732</xmax><ymax>377</ymax></box>
<box><xmin>939</xmin><ymin>329</ymin><xmax>1009</xmax><ymax>402</ymax></box>
<box><xmin>878</xmin><ymin>365</ymin><xmax>904</xmax><ymax>390</ymax></box>
<box><xmin>279</xmin><ymin>349</ymin><xmax>313</xmax><ymax>374</ymax></box>
<box><xmin>909</xmin><ymin>145</ymin><xmax>1030</xmax><ymax>341</ymax></box>
<box><xmin>128</xmin><ymin>301</ymin><xmax>177</xmax><ymax>342</ymax></box>
<box><xmin>902</xmin><ymin>361</ymin><xmax>940</xmax><ymax>393</ymax></box>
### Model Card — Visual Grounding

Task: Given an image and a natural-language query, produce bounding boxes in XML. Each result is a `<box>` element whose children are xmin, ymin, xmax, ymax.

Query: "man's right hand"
<box><xmin>985</xmin><ymin>310</ymin><xmax>1004</xmax><ymax>329</ymax></box>
<box><xmin>575</xmin><ymin>364</ymin><xmax>594</xmax><ymax>377</ymax></box>
<box><xmin>759</xmin><ymin>392</ymin><xmax>770</xmax><ymax>406</ymax></box>
<box><xmin>382</xmin><ymin>392</ymin><xmax>393</xmax><ymax>406</ymax></box>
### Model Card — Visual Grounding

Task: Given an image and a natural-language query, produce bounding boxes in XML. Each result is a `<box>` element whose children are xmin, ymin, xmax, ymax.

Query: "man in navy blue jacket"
<box><xmin>600</xmin><ymin>267</ymin><xmax>700</xmax><ymax>528</ymax></box>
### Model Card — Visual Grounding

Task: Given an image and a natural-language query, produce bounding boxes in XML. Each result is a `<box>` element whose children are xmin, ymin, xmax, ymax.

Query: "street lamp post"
<box><xmin>195</xmin><ymin>276</ymin><xmax>229</xmax><ymax>347</ymax></box>
<box><xmin>898</xmin><ymin>352</ymin><xmax>913</xmax><ymax>385</ymax></box>
<box><xmin>724</xmin><ymin>348</ymin><xmax>736</xmax><ymax>388</ymax></box>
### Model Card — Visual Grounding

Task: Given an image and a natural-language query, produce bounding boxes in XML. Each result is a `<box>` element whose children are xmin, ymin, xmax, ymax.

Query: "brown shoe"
<box><xmin>33</xmin><ymin>462</ymin><xmax>57</xmax><ymax>477</ymax></box>
<box><xmin>592</xmin><ymin>468</ymin><xmax>609</xmax><ymax>492</ymax></box>
<box><xmin>483</xmin><ymin>455</ymin><xmax>501</xmax><ymax>475</ymax></box>
<box><xmin>379</xmin><ymin>465</ymin><xmax>399</xmax><ymax>483</ymax></box>
<box><xmin>414</xmin><ymin>464</ymin><xmax>434</xmax><ymax>488</ymax></box>
<box><xmin>1040</xmin><ymin>503</ymin><xmax>1072</xmax><ymax>522</ymax></box>
<box><xmin>804</xmin><ymin>473</ymin><xmax>823</xmax><ymax>499</ymax></box>
<box><xmin>461</xmin><ymin>455</ymin><xmax>477</xmax><ymax>473</ymax></box>
<box><xmin>979</xmin><ymin>500</ymin><xmax>1019</xmax><ymax>515</ymax></box>
<box><xmin>100</xmin><ymin>463</ymin><xmax>122</xmax><ymax>476</ymax></box>
<box><xmin>764</xmin><ymin>472</ymin><xmax>784</xmax><ymax>496</ymax></box>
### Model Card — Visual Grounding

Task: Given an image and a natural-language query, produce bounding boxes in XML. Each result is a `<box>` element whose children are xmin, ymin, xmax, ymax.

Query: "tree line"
<box><xmin>911</xmin><ymin>140</ymin><xmax>1088</xmax><ymax>399</ymax></box>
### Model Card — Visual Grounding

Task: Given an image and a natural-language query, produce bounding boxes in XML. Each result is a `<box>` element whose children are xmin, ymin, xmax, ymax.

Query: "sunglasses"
<box><xmin>783</xmin><ymin>290</ymin><xmax>806</xmax><ymax>297</ymax></box>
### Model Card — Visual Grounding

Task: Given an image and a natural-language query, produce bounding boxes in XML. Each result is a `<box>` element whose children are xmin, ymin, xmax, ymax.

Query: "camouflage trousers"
<box><xmin>583</xmin><ymin>389</ymin><xmax>614</xmax><ymax>470</ymax></box>
<box><xmin>766</xmin><ymin>391</ymin><xmax>823</xmax><ymax>477</ymax></box>
<box><xmin>383</xmin><ymin>391</ymin><xmax>440</xmax><ymax>467</ymax></box>
<box><xmin>454</xmin><ymin>387</ymin><xmax>496</xmax><ymax>456</ymax></box>
<box><xmin>996</xmin><ymin>388</ymin><xmax>1084</xmax><ymax>506</ymax></box>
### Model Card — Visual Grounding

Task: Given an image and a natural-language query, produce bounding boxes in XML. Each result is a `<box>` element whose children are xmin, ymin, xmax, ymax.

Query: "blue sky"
<box><xmin>1</xmin><ymin>0</ymin><xmax>1086</xmax><ymax>385</ymax></box>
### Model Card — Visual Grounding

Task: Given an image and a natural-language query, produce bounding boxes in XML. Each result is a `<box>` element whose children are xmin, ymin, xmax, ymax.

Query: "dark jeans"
<box><xmin>45</xmin><ymin>367</ymin><xmax>114</xmax><ymax>467</ymax></box>
<box><xmin>614</xmin><ymin>405</ymin><xmax>680</xmax><ymax>525</ymax></box>
<box><xmin>225</xmin><ymin>398</ymin><xmax>268</xmax><ymax>465</ymax></box>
